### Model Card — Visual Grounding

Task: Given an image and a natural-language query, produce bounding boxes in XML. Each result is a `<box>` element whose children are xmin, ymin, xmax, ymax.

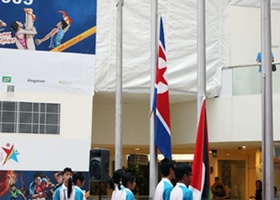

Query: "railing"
<box><xmin>220</xmin><ymin>62</ymin><xmax>280</xmax><ymax>96</ymax></box>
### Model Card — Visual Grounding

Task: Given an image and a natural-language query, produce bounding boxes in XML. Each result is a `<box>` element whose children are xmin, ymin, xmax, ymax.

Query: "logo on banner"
<box><xmin>58</xmin><ymin>80</ymin><xmax>73</xmax><ymax>85</ymax></box>
<box><xmin>1</xmin><ymin>143</ymin><xmax>20</xmax><ymax>166</ymax></box>
<box><xmin>27</xmin><ymin>79</ymin><xmax>46</xmax><ymax>84</ymax></box>
<box><xmin>0</xmin><ymin>32</ymin><xmax>15</xmax><ymax>45</ymax></box>
<box><xmin>2</xmin><ymin>76</ymin><xmax>11</xmax><ymax>83</ymax></box>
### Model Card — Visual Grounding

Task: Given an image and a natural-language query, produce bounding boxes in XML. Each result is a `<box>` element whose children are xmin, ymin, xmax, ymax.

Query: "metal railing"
<box><xmin>220</xmin><ymin>62</ymin><xmax>280</xmax><ymax>96</ymax></box>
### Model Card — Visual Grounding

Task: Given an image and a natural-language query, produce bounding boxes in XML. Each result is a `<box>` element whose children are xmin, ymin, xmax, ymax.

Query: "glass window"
<box><xmin>0</xmin><ymin>101</ymin><xmax>60</xmax><ymax>134</ymax></box>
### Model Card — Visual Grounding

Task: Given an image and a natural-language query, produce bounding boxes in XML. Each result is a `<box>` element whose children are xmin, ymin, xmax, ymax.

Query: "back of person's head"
<box><xmin>62</xmin><ymin>167</ymin><xmax>73</xmax><ymax>198</ymax></box>
<box><xmin>113</xmin><ymin>169</ymin><xmax>125</xmax><ymax>190</ymax></box>
<box><xmin>73</xmin><ymin>172</ymin><xmax>85</xmax><ymax>186</ymax></box>
<box><xmin>160</xmin><ymin>157</ymin><xmax>175</xmax><ymax>177</ymax></box>
<box><xmin>107</xmin><ymin>178</ymin><xmax>114</xmax><ymax>190</ymax></box>
<box><xmin>174</xmin><ymin>162</ymin><xmax>192</xmax><ymax>180</ymax></box>
<box><xmin>122</xmin><ymin>172</ymin><xmax>135</xmax><ymax>188</ymax></box>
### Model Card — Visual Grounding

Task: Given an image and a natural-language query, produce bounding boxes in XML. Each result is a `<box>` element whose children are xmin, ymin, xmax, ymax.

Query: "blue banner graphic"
<box><xmin>0</xmin><ymin>170</ymin><xmax>89</xmax><ymax>200</ymax></box>
<box><xmin>0</xmin><ymin>0</ymin><xmax>96</xmax><ymax>54</ymax></box>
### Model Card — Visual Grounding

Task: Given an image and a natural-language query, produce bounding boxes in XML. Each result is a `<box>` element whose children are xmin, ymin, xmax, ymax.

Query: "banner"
<box><xmin>0</xmin><ymin>0</ymin><xmax>96</xmax><ymax>54</ymax></box>
<box><xmin>0</xmin><ymin>170</ymin><xmax>89</xmax><ymax>199</ymax></box>
<box><xmin>0</xmin><ymin>49</ymin><xmax>95</xmax><ymax>95</ymax></box>
<box><xmin>0</xmin><ymin>137</ymin><xmax>90</xmax><ymax>171</ymax></box>
<box><xmin>0</xmin><ymin>0</ymin><xmax>96</xmax><ymax>95</ymax></box>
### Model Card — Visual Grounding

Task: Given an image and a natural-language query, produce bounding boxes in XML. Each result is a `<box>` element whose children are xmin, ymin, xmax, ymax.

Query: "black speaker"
<box><xmin>89</xmin><ymin>149</ymin><xmax>110</xmax><ymax>180</ymax></box>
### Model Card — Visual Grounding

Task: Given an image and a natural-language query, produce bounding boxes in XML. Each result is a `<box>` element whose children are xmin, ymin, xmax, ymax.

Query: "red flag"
<box><xmin>189</xmin><ymin>100</ymin><xmax>210</xmax><ymax>200</ymax></box>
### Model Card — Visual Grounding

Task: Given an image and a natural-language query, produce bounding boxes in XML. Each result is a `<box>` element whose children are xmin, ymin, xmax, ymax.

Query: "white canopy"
<box><xmin>94</xmin><ymin>0</ymin><xmax>280</xmax><ymax>102</ymax></box>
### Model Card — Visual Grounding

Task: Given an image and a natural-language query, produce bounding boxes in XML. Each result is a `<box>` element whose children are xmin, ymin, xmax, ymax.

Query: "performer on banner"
<box><xmin>0</xmin><ymin>19</ymin><xmax>7</xmax><ymax>31</ymax></box>
<box><xmin>10</xmin><ymin>8</ymin><xmax>37</xmax><ymax>50</ymax></box>
<box><xmin>24</xmin><ymin>8</ymin><xmax>36</xmax><ymax>50</ymax></box>
<box><xmin>36</xmin><ymin>11</ymin><xmax>72</xmax><ymax>50</ymax></box>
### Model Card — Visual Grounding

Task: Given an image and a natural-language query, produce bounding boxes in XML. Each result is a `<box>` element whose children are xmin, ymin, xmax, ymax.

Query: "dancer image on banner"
<box><xmin>35</xmin><ymin>11</ymin><xmax>72</xmax><ymax>50</ymax></box>
<box><xmin>10</xmin><ymin>8</ymin><xmax>37</xmax><ymax>50</ymax></box>
<box><xmin>0</xmin><ymin>19</ymin><xmax>7</xmax><ymax>31</ymax></box>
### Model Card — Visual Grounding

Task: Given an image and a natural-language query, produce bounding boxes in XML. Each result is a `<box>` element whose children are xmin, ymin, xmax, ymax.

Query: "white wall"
<box><xmin>229</xmin><ymin>5</ymin><xmax>280</xmax><ymax>65</ymax></box>
<box><xmin>229</xmin><ymin>5</ymin><xmax>280</xmax><ymax>94</ymax></box>
<box><xmin>92</xmin><ymin>93</ymin><xmax>280</xmax><ymax>146</ymax></box>
<box><xmin>0</xmin><ymin>92</ymin><xmax>93</xmax><ymax>171</ymax></box>
<box><xmin>92</xmin><ymin>101</ymin><xmax>150</xmax><ymax>145</ymax></box>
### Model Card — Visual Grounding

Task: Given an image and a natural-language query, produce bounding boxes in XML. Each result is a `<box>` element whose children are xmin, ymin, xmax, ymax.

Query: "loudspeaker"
<box><xmin>89</xmin><ymin>149</ymin><xmax>110</xmax><ymax>180</ymax></box>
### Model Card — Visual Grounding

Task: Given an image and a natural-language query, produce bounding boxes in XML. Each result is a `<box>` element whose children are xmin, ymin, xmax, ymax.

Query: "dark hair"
<box><xmin>10</xmin><ymin>21</ymin><xmax>19</xmax><ymax>31</ymax></box>
<box><xmin>33</xmin><ymin>172</ymin><xmax>42</xmax><ymax>180</ymax></box>
<box><xmin>67</xmin><ymin>177</ymin><xmax>72</xmax><ymax>198</ymax></box>
<box><xmin>61</xmin><ymin>20</ymin><xmax>68</xmax><ymax>29</ymax></box>
<box><xmin>62</xmin><ymin>167</ymin><xmax>73</xmax><ymax>175</ymax></box>
<box><xmin>107</xmin><ymin>178</ymin><xmax>114</xmax><ymax>190</ymax></box>
<box><xmin>73</xmin><ymin>172</ymin><xmax>85</xmax><ymax>185</ymax></box>
<box><xmin>121</xmin><ymin>172</ymin><xmax>135</xmax><ymax>188</ymax></box>
<box><xmin>62</xmin><ymin>167</ymin><xmax>73</xmax><ymax>198</ymax></box>
<box><xmin>160</xmin><ymin>157</ymin><xmax>175</xmax><ymax>177</ymax></box>
<box><xmin>174</xmin><ymin>162</ymin><xmax>192</xmax><ymax>180</ymax></box>
<box><xmin>256</xmin><ymin>180</ymin><xmax>262</xmax><ymax>188</ymax></box>
<box><xmin>113</xmin><ymin>169</ymin><xmax>125</xmax><ymax>190</ymax></box>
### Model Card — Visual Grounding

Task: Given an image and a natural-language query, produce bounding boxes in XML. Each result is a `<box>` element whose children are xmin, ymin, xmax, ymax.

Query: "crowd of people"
<box><xmin>18</xmin><ymin>160</ymin><xmax>278</xmax><ymax>200</ymax></box>
<box><xmin>109</xmin><ymin>158</ymin><xmax>280</xmax><ymax>200</ymax></box>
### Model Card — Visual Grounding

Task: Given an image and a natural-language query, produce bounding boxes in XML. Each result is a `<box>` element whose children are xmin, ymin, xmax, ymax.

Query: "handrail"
<box><xmin>222</xmin><ymin>61</ymin><xmax>280</xmax><ymax>69</ymax></box>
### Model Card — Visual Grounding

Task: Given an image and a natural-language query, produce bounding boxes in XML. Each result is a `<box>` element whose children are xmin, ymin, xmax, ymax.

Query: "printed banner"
<box><xmin>0</xmin><ymin>49</ymin><xmax>95</xmax><ymax>95</ymax></box>
<box><xmin>0</xmin><ymin>0</ymin><xmax>96</xmax><ymax>54</ymax></box>
<box><xmin>0</xmin><ymin>137</ymin><xmax>90</xmax><ymax>171</ymax></box>
<box><xmin>0</xmin><ymin>170</ymin><xmax>90</xmax><ymax>199</ymax></box>
<box><xmin>0</xmin><ymin>0</ymin><xmax>96</xmax><ymax>95</ymax></box>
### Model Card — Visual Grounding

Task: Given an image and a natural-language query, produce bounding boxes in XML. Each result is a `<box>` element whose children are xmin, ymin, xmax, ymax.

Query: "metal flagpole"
<box><xmin>261</xmin><ymin>0</ymin><xmax>274</xmax><ymax>199</ymax></box>
<box><xmin>149</xmin><ymin>0</ymin><xmax>158</xmax><ymax>199</ymax></box>
<box><xmin>115</xmin><ymin>0</ymin><xmax>124</xmax><ymax>170</ymax></box>
<box><xmin>197</xmin><ymin>0</ymin><xmax>206</xmax><ymax>119</ymax></box>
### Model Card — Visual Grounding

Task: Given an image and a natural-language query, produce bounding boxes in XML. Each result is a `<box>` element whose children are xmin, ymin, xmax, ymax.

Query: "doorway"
<box><xmin>218</xmin><ymin>160</ymin><xmax>246</xmax><ymax>199</ymax></box>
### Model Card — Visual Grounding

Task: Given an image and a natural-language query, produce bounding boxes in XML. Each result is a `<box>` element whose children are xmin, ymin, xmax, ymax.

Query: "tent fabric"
<box><xmin>94</xmin><ymin>0</ymin><xmax>276</xmax><ymax>100</ymax></box>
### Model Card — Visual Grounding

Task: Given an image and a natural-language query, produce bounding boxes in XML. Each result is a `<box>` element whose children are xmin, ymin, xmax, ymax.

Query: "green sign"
<box><xmin>2</xmin><ymin>76</ymin><xmax>11</xmax><ymax>83</ymax></box>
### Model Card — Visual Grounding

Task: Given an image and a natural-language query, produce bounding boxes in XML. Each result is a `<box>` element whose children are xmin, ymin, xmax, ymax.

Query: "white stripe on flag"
<box><xmin>189</xmin><ymin>162</ymin><xmax>206</xmax><ymax>200</ymax></box>
<box><xmin>156</xmin><ymin>108</ymin><xmax>171</xmax><ymax>136</ymax></box>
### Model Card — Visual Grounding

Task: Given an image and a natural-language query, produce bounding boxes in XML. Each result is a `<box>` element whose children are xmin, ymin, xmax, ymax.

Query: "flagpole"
<box><xmin>115</xmin><ymin>0</ymin><xmax>124</xmax><ymax>170</ymax></box>
<box><xmin>197</xmin><ymin>0</ymin><xmax>206</xmax><ymax>118</ymax></box>
<box><xmin>261</xmin><ymin>0</ymin><xmax>274</xmax><ymax>199</ymax></box>
<box><xmin>149</xmin><ymin>0</ymin><xmax>158</xmax><ymax>198</ymax></box>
